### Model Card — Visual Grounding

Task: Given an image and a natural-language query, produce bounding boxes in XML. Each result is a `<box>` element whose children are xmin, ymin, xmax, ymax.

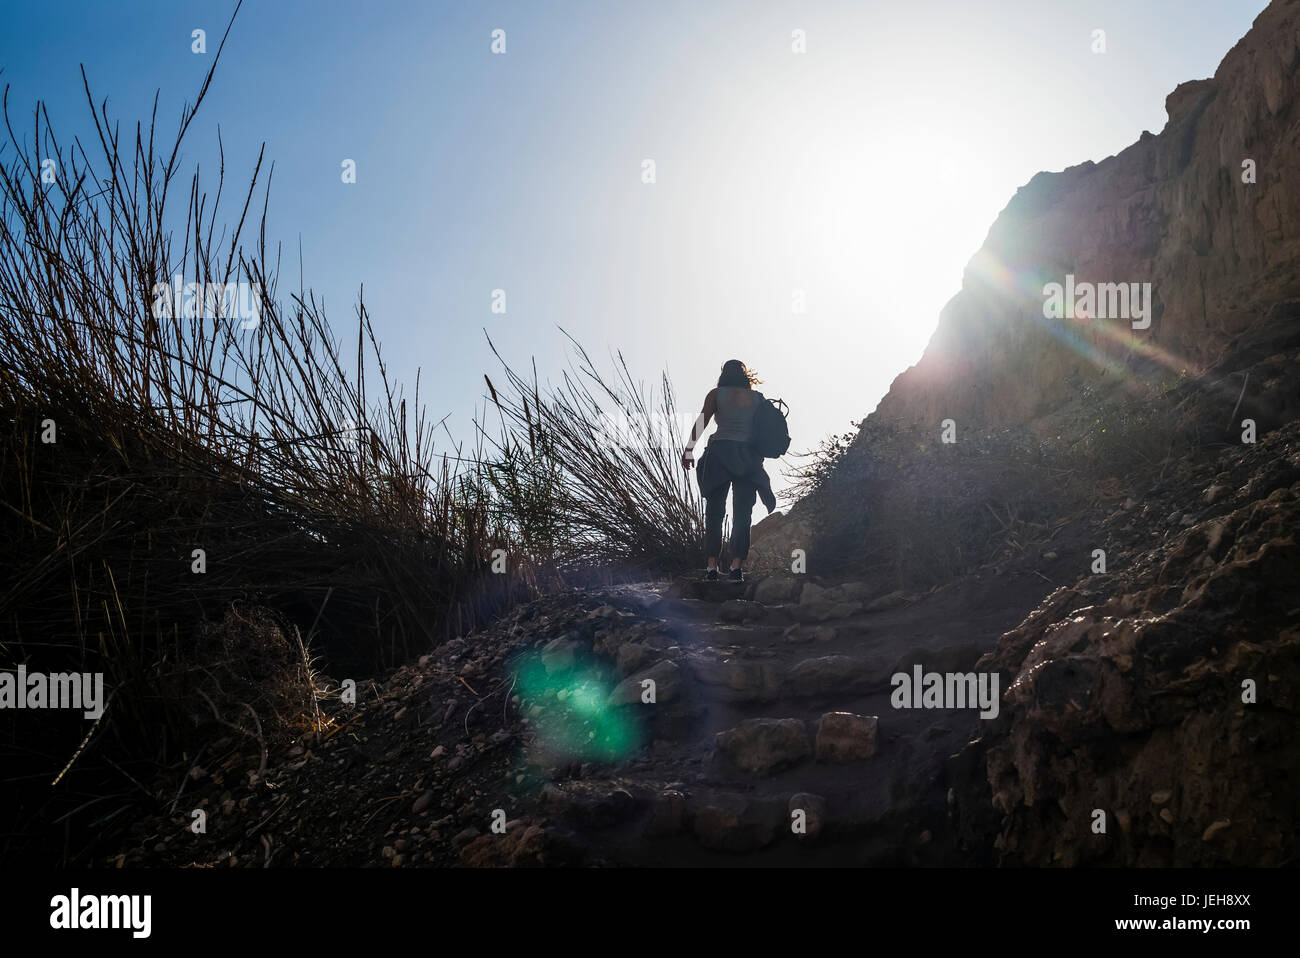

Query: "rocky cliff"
<box><xmin>755</xmin><ymin>0</ymin><xmax>1300</xmax><ymax>865</ymax></box>
<box><xmin>873</xmin><ymin>0</ymin><xmax>1300</xmax><ymax>434</ymax></box>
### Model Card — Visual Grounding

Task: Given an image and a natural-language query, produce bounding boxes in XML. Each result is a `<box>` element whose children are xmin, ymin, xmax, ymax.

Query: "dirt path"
<box><xmin>113</xmin><ymin>562</ymin><xmax>1060</xmax><ymax>867</ymax></box>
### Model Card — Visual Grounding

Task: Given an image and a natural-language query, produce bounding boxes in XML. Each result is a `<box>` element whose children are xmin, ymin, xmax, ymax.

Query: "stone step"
<box><xmin>712</xmin><ymin>712</ymin><xmax>880</xmax><ymax>777</ymax></box>
<box><xmin>688</xmin><ymin>651</ymin><xmax>893</xmax><ymax>702</ymax></box>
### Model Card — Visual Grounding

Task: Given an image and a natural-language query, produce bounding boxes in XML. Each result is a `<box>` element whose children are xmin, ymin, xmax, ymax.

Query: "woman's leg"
<box><xmin>705</xmin><ymin>484</ymin><xmax>728</xmax><ymax>567</ymax></box>
<box><xmin>729</xmin><ymin>480</ymin><xmax>758</xmax><ymax>568</ymax></box>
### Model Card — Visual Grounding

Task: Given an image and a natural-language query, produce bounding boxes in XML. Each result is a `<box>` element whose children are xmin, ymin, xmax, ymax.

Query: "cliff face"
<box><xmin>872</xmin><ymin>0</ymin><xmax>1300</xmax><ymax>433</ymax></box>
<box><xmin>752</xmin><ymin>0</ymin><xmax>1300</xmax><ymax>866</ymax></box>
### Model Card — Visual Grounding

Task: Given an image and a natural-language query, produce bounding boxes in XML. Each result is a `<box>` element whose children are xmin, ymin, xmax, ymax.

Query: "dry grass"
<box><xmin>479</xmin><ymin>330</ymin><xmax>704</xmax><ymax>580</ymax></box>
<box><xmin>0</xmin><ymin>7</ymin><xmax>521</xmax><ymax>862</ymax></box>
<box><xmin>0</xmin><ymin>8</ymin><xmax>708</xmax><ymax>864</ymax></box>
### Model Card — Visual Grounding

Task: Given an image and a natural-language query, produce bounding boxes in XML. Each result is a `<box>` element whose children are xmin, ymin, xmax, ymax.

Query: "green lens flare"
<box><xmin>514</xmin><ymin>653</ymin><xmax>640</xmax><ymax>762</ymax></box>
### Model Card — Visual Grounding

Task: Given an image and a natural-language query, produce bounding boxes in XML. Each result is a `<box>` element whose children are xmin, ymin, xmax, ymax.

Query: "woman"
<box><xmin>681</xmin><ymin>360</ymin><xmax>777</xmax><ymax>581</ymax></box>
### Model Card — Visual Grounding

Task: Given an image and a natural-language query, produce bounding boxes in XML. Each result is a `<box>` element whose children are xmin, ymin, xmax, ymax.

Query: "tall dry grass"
<box><xmin>0</xmin><ymin>10</ymin><xmax>706</xmax><ymax>864</ymax></box>
<box><xmin>0</xmin><ymin>11</ymin><xmax>523</xmax><ymax>863</ymax></box>
<box><xmin>480</xmin><ymin>330</ymin><xmax>704</xmax><ymax>581</ymax></box>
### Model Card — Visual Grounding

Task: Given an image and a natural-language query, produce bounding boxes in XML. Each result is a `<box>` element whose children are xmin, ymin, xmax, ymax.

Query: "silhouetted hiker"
<box><xmin>681</xmin><ymin>359</ymin><xmax>777</xmax><ymax>581</ymax></box>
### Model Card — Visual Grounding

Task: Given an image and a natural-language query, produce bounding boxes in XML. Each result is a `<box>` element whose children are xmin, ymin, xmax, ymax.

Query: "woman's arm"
<box><xmin>682</xmin><ymin>388</ymin><xmax>718</xmax><ymax>469</ymax></box>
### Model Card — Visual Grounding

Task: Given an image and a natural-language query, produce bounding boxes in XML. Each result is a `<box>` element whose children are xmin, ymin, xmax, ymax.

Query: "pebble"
<box><xmin>1202</xmin><ymin>819</ymin><xmax>1231</xmax><ymax>841</ymax></box>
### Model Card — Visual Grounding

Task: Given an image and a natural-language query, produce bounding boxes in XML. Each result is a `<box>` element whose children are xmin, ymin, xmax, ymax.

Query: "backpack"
<box><xmin>751</xmin><ymin>394</ymin><xmax>791</xmax><ymax>458</ymax></box>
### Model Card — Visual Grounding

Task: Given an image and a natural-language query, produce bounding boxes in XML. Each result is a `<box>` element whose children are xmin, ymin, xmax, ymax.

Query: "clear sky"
<box><xmin>0</xmin><ymin>0</ymin><xmax>1270</xmax><ymax>500</ymax></box>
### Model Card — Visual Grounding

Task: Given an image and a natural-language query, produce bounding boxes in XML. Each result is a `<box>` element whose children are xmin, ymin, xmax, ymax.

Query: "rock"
<box><xmin>788</xmin><ymin>792</ymin><xmax>826</xmax><ymax>841</ymax></box>
<box><xmin>542</xmin><ymin>782</ymin><xmax>640</xmax><ymax>826</ymax></box>
<box><xmin>815</xmin><ymin>712</ymin><xmax>879</xmax><ymax>762</ymax></box>
<box><xmin>692</xmin><ymin>657</ymin><xmax>783</xmax><ymax>702</ymax></box>
<box><xmin>430</xmin><ymin>745</ymin><xmax>446</xmax><ymax>759</ymax></box>
<box><xmin>608</xmin><ymin>659</ymin><xmax>682</xmax><ymax>706</ymax></box>
<box><xmin>752</xmin><ymin>576</ymin><xmax>804</xmax><ymax>605</ymax></box>
<box><xmin>715</xmin><ymin>718</ymin><xmax>810</xmax><ymax>775</ymax></box>
<box><xmin>864</xmin><ymin>590</ymin><xmax>912</xmax><ymax>612</ymax></box>
<box><xmin>1202</xmin><ymin>819</ymin><xmax>1231</xmax><ymax>841</ymax></box>
<box><xmin>594</xmin><ymin>622</ymin><xmax>654</xmax><ymax>657</ymax></box>
<box><xmin>782</xmin><ymin>625</ymin><xmax>815</xmax><ymax>645</ymax></box>
<box><xmin>1159</xmin><ymin>808</ymin><xmax>1174</xmax><ymax>824</ymax></box>
<box><xmin>541</xmin><ymin>636</ymin><xmax>580</xmax><ymax>673</ymax></box>
<box><xmin>1150</xmin><ymin>790</ymin><xmax>1172</xmax><ymax>806</ymax></box>
<box><xmin>691</xmin><ymin>792</ymin><xmax>782</xmax><ymax>852</ymax></box>
<box><xmin>459</xmin><ymin>821</ymin><xmax>551</xmax><ymax>867</ymax></box>
<box><xmin>450</xmin><ymin>826</ymin><xmax>481</xmax><ymax>851</ymax></box>
<box><xmin>615</xmin><ymin>642</ymin><xmax>653</xmax><ymax>676</ymax></box>
<box><xmin>412</xmin><ymin>790</ymin><xmax>435</xmax><ymax>814</ymax></box>
<box><xmin>719</xmin><ymin>599</ymin><xmax>767</xmax><ymax>623</ymax></box>
<box><xmin>793</xmin><ymin>582</ymin><xmax>866</xmax><ymax>622</ymax></box>
<box><xmin>787</xmin><ymin>655</ymin><xmax>864</xmax><ymax>696</ymax></box>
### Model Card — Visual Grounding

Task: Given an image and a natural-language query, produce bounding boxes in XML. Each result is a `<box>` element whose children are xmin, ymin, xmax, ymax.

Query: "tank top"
<box><xmin>712</xmin><ymin>386</ymin><xmax>760</xmax><ymax>443</ymax></box>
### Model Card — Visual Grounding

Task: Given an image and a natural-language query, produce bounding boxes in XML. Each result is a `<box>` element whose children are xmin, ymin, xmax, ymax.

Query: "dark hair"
<box><xmin>717</xmin><ymin>359</ymin><xmax>761</xmax><ymax>388</ymax></box>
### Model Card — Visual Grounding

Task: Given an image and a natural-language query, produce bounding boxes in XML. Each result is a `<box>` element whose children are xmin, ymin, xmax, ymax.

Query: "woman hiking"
<box><xmin>681</xmin><ymin>360</ymin><xmax>777</xmax><ymax>581</ymax></box>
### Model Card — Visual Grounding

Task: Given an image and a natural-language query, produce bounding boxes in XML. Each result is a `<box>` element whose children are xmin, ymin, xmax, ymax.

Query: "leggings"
<box><xmin>705</xmin><ymin>478</ymin><xmax>758</xmax><ymax>561</ymax></box>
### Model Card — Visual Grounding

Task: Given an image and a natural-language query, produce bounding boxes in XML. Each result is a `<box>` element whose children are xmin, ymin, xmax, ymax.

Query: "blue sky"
<box><xmin>0</xmin><ymin>0</ymin><xmax>1271</xmax><ymax>500</ymax></box>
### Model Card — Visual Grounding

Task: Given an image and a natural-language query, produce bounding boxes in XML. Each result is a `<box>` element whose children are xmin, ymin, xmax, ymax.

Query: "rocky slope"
<box><xmin>875</xmin><ymin>0</ymin><xmax>1300</xmax><ymax>434</ymax></box>
<box><xmin>108</xmin><ymin>398</ymin><xmax>1298</xmax><ymax>867</ymax></box>
<box><xmin>756</xmin><ymin>0</ymin><xmax>1300</xmax><ymax>866</ymax></box>
<box><xmin>110</xmin><ymin>568</ymin><xmax>1055</xmax><ymax>867</ymax></box>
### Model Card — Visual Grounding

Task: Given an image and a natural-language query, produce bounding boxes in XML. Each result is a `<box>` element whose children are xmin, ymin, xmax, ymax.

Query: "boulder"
<box><xmin>715</xmin><ymin>718</ymin><xmax>810</xmax><ymax>775</ymax></box>
<box><xmin>541</xmin><ymin>636</ymin><xmax>580</xmax><ymax>673</ymax></box>
<box><xmin>787</xmin><ymin>655</ymin><xmax>865</xmax><ymax>696</ymax></box>
<box><xmin>616</xmin><ymin>642</ymin><xmax>654</xmax><ymax>676</ymax></box>
<box><xmin>691</xmin><ymin>792</ymin><xmax>783</xmax><ymax>852</ymax></box>
<box><xmin>752</xmin><ymin>576</ymin><xmax>805</xmax><ymax>605</ymax></box>
<box><xmin>815</xmin><ymin>712</ymin><xmax>879</xmax><ymax>763</ymax></box>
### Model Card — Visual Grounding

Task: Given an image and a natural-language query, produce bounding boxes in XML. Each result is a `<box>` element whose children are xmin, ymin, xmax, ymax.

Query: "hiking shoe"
<box><xmin>705</xmin><ymin>568</ymin><xmax>719</xmax><ymax>582</ymax></box>
<box><xmin>728</xmin><ymin>568</ymin><xmax>744</xmax><ymax>582</ymax></box>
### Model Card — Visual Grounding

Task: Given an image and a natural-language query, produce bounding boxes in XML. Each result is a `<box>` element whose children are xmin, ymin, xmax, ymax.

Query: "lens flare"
<box><xmin>514</xmin><ymin>652</ymin><xmax>641</xmax><ymax>762</ymax></box>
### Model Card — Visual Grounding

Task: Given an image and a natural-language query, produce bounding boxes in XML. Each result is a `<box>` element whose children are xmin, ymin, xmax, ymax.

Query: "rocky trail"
<box><xmin>108</xmin><ymin>410</ymin><xmax>1300</xmax><ymax>868</ymax></box>
<box><xmin>110</xmin><ymin>559</ymin><xmax>1060</xmax><ymax>867</ymax></box>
